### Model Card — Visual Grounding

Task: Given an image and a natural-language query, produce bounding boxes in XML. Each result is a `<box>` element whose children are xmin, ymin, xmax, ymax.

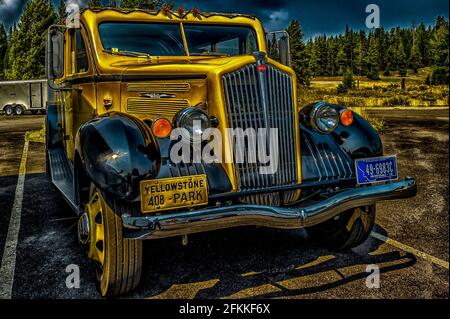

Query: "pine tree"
<box><xmin>3</xmin><ymin>26</ymin><xmax>16</xmax><ymax>77</ymax></box>
<box><xmin>397</xmin><ymin>44</ymin><xmax>407</xmax><ymax>76</ymax></box>
<box><xmin>0</xmin><ymin>24</ymin><xmax>7</xmax><ymax>79</ymax></box>
<box><xmin>342</xmin><ymin>68</ymin><xmax>355</xmax><ymax>88</ymax></box>
<box><xmin>4</xmin><ymin>0</ymin><xmax>57</xmax><ymax>80</ymax></box>
<box><xmin>286</xmin><ymin>19</ymin><xmax>310</xmax><ymax>86</ymax></box>
<box><xmin>57</xmin><ymin>0</ymin><xmax>66</xmax><ymax>24</ymax></box>
<box><xmin>108</xmin><ymin>0</ymin><xmax>118</xmax><ymax>7</ymax></box>
<box><xmin>343</xmin><ymin>25</ymin><xmax>356</xmax><ymax>72</ymax></box>
<box><xmin>393</xmin><ymin>30</ymin><xmax>407</xmax><ymax>76</ymax></box>
<box><xmin>374</xmin><ymin>27</ymin><xmax>388</xmax><ymax>72</ymax></box>
<box><xmin>415</xmin><ymin>23</ymin><xmax>430</xmax><ymax>66</ymax></box>
<box><xmin>435</xmin><ymin>16</ymin><xmax>447</xmax><ymax>30</ymax></box>
<box><xmin>366</xmin><ymin>34</ymin><xmax>380</xmax><ymax>80</ymax></box>
<box><xmin>336</xmin><ymin>45</ymin><xmax>346</xmax><ymax>75</ymax></box>
<box><xmin>337</xmin><ymin>68</ymin><xmax>355</xmax><ymax>93</ymax></box>
<box><xmin>267</xmin><ymin>33</ymin><xmax>279</xmax><ymax>61</ymax></box>
<box><xmin>88</xmin><ymin>0</ymin><xmax>103</xmax><ymax>7</ymax></box>
<box><xmin>325</xmin><ymin>37</ymin><xmax>339</xmax><ymax>76</ymax></box>
<box><xmin>430</xmin><ymin>17</ymin><xmax>449</xmax><ymax>68</ymax></box>
<box><xmin>409</xmin><ymin>32</ymin><xmax>421</xmax><ymax>73</ymax></box>
<box><xmin>430</xmin><ymin>17</ymin><xmax>449</xmax><ymax>84</ymax></box>
<box><xmin>354</xmin><ymin>30</ymin><xmax>367</xmax><ymax>77</ymax></box>
<box><xmin>315</xmin><ymin>35</ymin><xmax>328</xmax><ymax>76</ymax></box>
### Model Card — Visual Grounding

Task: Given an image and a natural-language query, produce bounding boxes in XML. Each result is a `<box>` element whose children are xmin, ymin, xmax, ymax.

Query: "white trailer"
<box><xmin>0</xmin><ymin>79</ymin><xmax>48</xmax><ymax>116</ymax></box>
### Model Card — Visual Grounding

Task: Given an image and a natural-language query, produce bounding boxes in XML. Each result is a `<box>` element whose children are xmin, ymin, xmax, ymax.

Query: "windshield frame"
<box><xmin>97</xmin><ymin>21</ymin><xmax>260</xmax><ymax>58</ymax></box>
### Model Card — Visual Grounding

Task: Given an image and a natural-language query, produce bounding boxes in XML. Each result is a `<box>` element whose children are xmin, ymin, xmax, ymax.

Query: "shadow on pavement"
<box><xmin>6</xmin><ymin>172</ymin><xmax>417</xmax><ymax>298</ymax></box>
<box><xmin>136</xmin><ymin>224</ymin><xmax>417</xmax><ymax>299</ymax></box>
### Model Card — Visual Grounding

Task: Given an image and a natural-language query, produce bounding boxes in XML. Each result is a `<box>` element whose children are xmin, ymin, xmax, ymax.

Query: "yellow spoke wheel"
<box><xmin>80</xmin><ymin>186</ymin><xmax>143</xmax><ymax>297</ymax></box>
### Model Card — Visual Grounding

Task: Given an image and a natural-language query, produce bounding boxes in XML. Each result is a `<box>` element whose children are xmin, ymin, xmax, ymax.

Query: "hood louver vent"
<box><xmin>127</xmin><ymin>82</ymin><xmax>191</xmax><ymax>93</ymax></box>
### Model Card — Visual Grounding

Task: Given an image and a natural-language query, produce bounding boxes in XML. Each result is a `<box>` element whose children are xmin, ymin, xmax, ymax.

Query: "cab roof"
<box><xmin>81</xmin><ymin>7</ymin><xmax>258</xmax><ymax>22</ymax></box>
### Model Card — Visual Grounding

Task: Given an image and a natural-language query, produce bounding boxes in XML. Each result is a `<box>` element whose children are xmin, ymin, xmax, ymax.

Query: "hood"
<box><xmin>96</xmin><ymin>55</ymin><xmax>263</xmax><ymax>79</ymax></box>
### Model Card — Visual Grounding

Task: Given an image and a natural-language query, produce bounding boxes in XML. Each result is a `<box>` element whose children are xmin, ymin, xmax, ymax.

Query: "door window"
<box><xmin>74</xmin><ymin>29</ymin><xmax>89</xmax><ymax>73</ymax></box>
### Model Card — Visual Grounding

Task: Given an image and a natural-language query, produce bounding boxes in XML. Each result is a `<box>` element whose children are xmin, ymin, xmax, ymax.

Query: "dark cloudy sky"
<box><xmin>0</xmin><ymin>0</ymin><xmax>448</xmax><ymax>38</ymax></box>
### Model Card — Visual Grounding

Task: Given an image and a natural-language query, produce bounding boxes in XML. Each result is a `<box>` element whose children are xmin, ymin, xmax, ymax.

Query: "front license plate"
<box><xmin>355</xmin><ymin>155</ymin><xmax>398</xmax><ymax>185</ymax></box>
<box><xmin>140</xmin><ymin>175</ymin><xmax>208</xmax><ymax>214</ymax></box>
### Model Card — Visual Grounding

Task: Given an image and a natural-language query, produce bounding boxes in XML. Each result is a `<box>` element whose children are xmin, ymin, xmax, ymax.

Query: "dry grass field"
<box><xmin>299</xmin><ymin>67</ymin><xmax>449</xmax><ymax>130</ymax></box>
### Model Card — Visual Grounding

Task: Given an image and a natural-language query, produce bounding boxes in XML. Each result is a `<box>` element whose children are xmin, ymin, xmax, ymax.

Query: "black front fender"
<box><xmin>300</xmin><ymin>102</ymin><xmax>383</xmax><ymax>160</ymax></box>
<box><xmin>299</xmin><ymin>102</ymin><xmax>383</xmax><ymax>184</ymax></box>
<box><xmin>331</xmin><ymin>104</ymin><xmax>383</xmax><ymax>159</ymax></box>
<box><xmin>75</xmin><ymin>112</ymin><xmax>160</xmax><ymax>200</ymax></box>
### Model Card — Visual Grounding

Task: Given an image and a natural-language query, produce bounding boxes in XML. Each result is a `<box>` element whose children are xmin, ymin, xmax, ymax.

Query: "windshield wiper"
<box><xmin>103</xmin><ymin>49</ymin><xmax>151</xmax><ymax>59</ymax></box>
<box><xmin>190</xmin><ymin>52</ymin><xmax>230</xmax><ymax>57</ymax></box>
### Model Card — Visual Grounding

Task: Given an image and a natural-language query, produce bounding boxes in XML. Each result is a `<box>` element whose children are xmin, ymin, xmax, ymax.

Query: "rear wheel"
<box><xmin>14</xmin><ymin>105</ymin><xmax>24</xmax><ymax>116</ymax></box>
<box><xmin>78</xmin><ymin>185</ymin><xmax>143</xmax><ymax>297</ymax></box>
<box><xmin>305</xmin><ymin>205</ymin><xmax>376</xmax><ymax>251</ymax></box>
<box><xmin>3</xmin><ymin>105</ymin><xmax>14</xmax><ymax>116</ymax></box>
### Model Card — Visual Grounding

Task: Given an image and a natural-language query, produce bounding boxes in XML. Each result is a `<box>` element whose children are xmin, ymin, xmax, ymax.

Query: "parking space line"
<box><xmin>0</xmin><ymin>137</ymin><xmax>29</xmax><ymax>299</ymax></box>
<box><xmin>371</xmin><ymin>231</ymin><xmax>449</xmax><ymax>270</ymax></box>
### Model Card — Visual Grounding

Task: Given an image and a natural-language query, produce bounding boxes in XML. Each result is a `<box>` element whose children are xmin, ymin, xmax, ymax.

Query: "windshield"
<box><xmin>184</xmin><ymin>24</ymin><xmax>257</xmax><ymax>56</ymax></box>
<box><xmin>99</xmin><ymin>22</ymin><xmax>186</xmax><ymax>56</ymax></box>
<box><xmin>98</xmin><ymin>22</ymin><xmax>258</xmax><ymax>57</ymax></box>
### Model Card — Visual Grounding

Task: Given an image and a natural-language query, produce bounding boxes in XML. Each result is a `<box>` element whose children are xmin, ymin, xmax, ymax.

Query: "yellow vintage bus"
<box><xmin>45</xmin><ymin>7</ymin><xmax>416</xmax><ymax>296</ymax></box>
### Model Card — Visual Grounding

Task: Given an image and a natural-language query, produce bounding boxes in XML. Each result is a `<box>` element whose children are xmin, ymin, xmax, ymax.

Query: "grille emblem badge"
<box><xmin>139</xmin><ymin>93</ymin><xmax>176</xmax><ymax>99</ymax></box>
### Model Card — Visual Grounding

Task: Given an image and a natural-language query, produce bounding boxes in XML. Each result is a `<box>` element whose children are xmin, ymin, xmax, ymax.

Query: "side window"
<box><xmin>74</xmin><ymin>29</ymin><xmax>88</xmax><ymax>73</ymax></box>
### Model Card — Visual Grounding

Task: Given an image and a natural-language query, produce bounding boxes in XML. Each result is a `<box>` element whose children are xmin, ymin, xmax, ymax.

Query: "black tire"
<box><xmin>81</xmin><ymin>185</ymin><xmax>143</xmax><ymax>297</ymax></box>
<box><xmin>39</xmin><ymin>109</ymin><xmax>46</xmax><ymax>115</ymax></box>
<box><xmin>305</xmin><ymin>205</ymin><xmax>376</xmax><ymax>251</ymax></box>
<box><xmin>14</xmin><ymin>105</ymin><xmax>24</xmax><ymax>116</ymax></box>
<box><xmin>4</xmin><ymin>105</ymin><xmax>14</xmax><ymax>116</ymax></box>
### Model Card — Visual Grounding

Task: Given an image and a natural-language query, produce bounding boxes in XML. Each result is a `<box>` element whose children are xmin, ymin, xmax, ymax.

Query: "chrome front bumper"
<box><xmin>122</xmin><ymin>177</ymin><xmax>416</xmax><ymax>240</ymax></box>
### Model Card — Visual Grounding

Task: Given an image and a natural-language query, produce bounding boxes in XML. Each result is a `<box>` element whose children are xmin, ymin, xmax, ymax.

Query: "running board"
<box><xmin>48</xmin><ymin>147</ymin><xmax>80</xmax><ymax>214</ymax></box>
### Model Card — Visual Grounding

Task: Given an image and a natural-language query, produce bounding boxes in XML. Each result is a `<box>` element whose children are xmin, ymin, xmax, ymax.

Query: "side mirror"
<box><xmin>46</xmin><ymin>30</ymin><xmax>64</xmax><ymax>80</ymax></box>
<box><xmin>278</xmin><ymin>35</ymin><xmax>291</xmax><ymax>67</ymax></box>
<box><xmin>267</xmin><ymin>30</ymin><xmax>291</xmax><ymax>67</ymax></box>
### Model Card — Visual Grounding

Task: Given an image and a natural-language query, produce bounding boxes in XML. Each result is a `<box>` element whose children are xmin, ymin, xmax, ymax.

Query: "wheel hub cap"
<box><xmin>77</xmin><ymin>212</ymin><xmax>90</xmax><ymax>245</ymax></box>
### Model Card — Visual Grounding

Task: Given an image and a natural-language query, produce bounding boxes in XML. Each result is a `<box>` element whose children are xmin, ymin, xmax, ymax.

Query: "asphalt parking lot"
<box><xmin>0</xmin><ymin>109</ymin><xmax>448</xmax><ymax>299</ymax></box>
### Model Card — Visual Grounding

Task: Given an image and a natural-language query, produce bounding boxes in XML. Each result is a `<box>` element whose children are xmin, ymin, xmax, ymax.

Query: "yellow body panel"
<box><xmin>54</xmin><ymin>8</ymin><xmax>302</xmax><ymax>193</ymax></box>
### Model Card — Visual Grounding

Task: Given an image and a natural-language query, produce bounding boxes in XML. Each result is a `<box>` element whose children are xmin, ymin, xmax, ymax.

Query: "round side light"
<box><xmin>340</xmin><ymin>109</ymin><xmax>354</xmax><ymax>127</ymax></box>
<box><xmin>152</xmin><ymin>117</ymin><xmax>173</xmax><ymax>138</ymax></box>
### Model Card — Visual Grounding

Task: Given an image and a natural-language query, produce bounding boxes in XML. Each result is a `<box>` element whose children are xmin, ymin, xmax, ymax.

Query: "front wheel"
<box><xmin>78</xmin><ymin>185</ymin><xmax>143</xmax><ymax>297</ymax></box>
<box><xmin>305</xmin><ymin>205</ymin><xmax>376</xmax><ymax>251</ymax></box>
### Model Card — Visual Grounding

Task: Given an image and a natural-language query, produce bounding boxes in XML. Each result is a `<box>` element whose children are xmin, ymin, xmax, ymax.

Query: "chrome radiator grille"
<box><xmin>222</xmin><ymin>64</ymin><xmax>298</xmax><ymax>203</ymax></box>
<box><xmin>301</xmin><ymin>129</ymin><xmax>355</xmax><ymax>182</ymax></box>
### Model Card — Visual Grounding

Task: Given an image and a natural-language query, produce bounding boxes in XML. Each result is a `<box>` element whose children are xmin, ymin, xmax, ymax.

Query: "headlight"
<box><xmin>174</xmin><ymin>107</ymin><xmax>210</xmax><ymax>142</ymax></box>
<box><xmin>310</xmin><ymin>103</ymin><xmax>339</xmax><ymax>133</ymax></box>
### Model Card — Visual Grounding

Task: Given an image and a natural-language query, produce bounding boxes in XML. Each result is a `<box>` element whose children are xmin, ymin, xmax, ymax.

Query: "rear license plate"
<box><xmin>140</xmin><ymin>175</ymin><xmax>208</xmax><ymax>214</ymax></box>
<box><xmin>355</xmin><ymin>155</ymin><xmax>398</xmax><ymax>185</ymax></box>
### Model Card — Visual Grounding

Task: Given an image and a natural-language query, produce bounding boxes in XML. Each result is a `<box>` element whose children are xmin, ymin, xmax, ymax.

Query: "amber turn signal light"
<box><xmin>152</xmin><ymin>117</ymin><xmax>172</xmax><ymax>138</ymax></box>
<box><xmin>340</xmin><ymin>109</ymin><xmax>354</xmax><ymax>126</ymax></box>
